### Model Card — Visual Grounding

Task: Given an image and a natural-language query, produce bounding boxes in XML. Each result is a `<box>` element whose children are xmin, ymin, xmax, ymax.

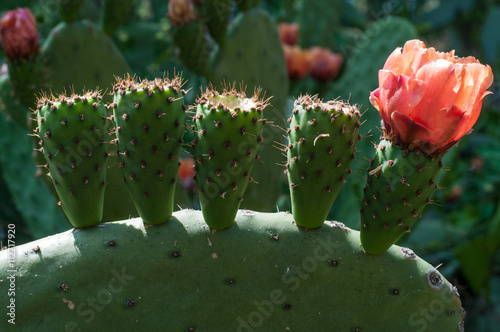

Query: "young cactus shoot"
<box><xmin>34</xmin><ymin>90</ymin><xmax>108</xmax><ymax>228</ymax></box>
<box><xmin>286</xmin><ymin>95</ymin><xmax>361</xmax><ymax>229</ymax></box>
<box><xmin>111</xmin><ymin>74</ymin><xmax>187</xmax><ymax>225</ymax></box>
<box><xmin>192</xmin><ymin>84</ymin><xmax>269</xmax><ymax>229</ymax></box>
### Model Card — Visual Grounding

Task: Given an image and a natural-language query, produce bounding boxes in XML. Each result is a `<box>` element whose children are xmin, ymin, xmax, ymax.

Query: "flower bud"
<box><xmin>0</xmin><ymin>8</ymin><xmax>39</xmax><ymax>61</ymax></box>
<box><xmin>309</xmin><ymin>46</ymin><xmax>343</xmax><ymax>82</ymax></box>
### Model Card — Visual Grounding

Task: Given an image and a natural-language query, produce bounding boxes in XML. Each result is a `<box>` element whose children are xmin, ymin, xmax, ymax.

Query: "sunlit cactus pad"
<box><xmin>0</xmin><ymin>210</ymin><xmax>464</xmax><ymax>331</ymax></box>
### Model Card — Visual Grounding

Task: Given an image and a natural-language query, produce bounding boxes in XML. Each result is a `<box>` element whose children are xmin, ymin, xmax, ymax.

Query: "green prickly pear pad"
<box><xmin>111</xmin><ymin>74</ymin><xmax>187</xmax><ymax>225</ymax></box>
<box><xmin>192</xmin><ymin>84</ymin><xmax>269</xmax><ymax>229</ymax></box>
<box><xmin>35</xmin><ymin>90</ymin><xmax>108</xmax><ymax>228</ymax></box>
<box><xmin>286</xmin><ymin>94</ymin><xmax>361</xmax><ymax>229</ymax></box>
<box><xmin>360</xmin><ymin>139</ymin><xmax>443</xmax><ymax>255</ymax></box>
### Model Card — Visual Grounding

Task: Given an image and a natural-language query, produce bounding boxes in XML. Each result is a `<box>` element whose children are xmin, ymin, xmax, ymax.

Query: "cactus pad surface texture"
<box><xmin>0</xmin><ymin>210</ymin><xmax>464</xmax><ymax>331</ymax></box>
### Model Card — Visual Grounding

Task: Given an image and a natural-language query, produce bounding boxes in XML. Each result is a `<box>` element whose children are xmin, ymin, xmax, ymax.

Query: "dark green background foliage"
<box><xmin>1</xmin><ymin>0</ymin><xmax>500</xmax><ymax>330</ymax></box>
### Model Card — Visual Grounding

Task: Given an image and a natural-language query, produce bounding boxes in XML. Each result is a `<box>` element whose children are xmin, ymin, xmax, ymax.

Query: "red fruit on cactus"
<box><xmin>310</xmin><ymin>46</ymin><xmax>343</xmax><ymax>82</ymax></box>
<box><xmin>278</xmin><ymin>22</ymin><xmax>299</xmax><ymax>46</ymax></box>
<box><xmin>283</xmin><ymin>44</ymin><xmax>313</xmax><ymax>80</ymax></box>
<box><xmin>178</xmin><ymin>157</ymin><xmax>195</xmax><ymax>181</ymax></box>
<box><xmin>167</xmin><ymin>0</ymin><xmax>197</xmax><ymax>26</ymax></box>
<box><xmin>369</xmin><ymin>39</ymin><xmax>494</xmax><ymax>156</ymax></box>
<box><xmin>178</xmin><ymin>157</ymin><xmax>195</xmax><ymax>192</ymax></box>
<box><xmin>0</xmin><ymin>7</ymin><xmax>39</xmax><ymax>61</ymax></box>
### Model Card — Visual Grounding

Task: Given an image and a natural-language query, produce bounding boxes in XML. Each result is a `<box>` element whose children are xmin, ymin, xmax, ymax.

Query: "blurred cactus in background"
<box><xmin>1</xmin><ymin>0</ymin><xmax>500</xmax><ymax>330</ymax></box>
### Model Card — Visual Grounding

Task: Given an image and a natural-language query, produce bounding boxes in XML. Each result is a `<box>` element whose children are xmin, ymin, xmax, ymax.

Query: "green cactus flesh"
<box><xmin>192</xmin><ymin>86</ymin><xmax>267</xmax><ymax>229</ymax></box>
<box><xmin>111</xmin><ymin>75</ymin><xmax>186</xmax><ymax>225</ymax></box>
<box><xmin>100</xmin><ymin>0</ymin><xmax>133</xmax><ymax>36</ymax></box>
<box><xmin>237</xmin><ymin>0</ymin><xmax>262</xmax><ymax>11</ymax></box>
<box><xmin>287</xmin><ymin>95</ymin><xmax>361</xmax><ymax>229</ymax></box>
<box><xmin>360</xmin><ymin>139</ymin><xmax>443</xmax><ymax>255</ymax></box>
<box><xmin>210</xmin><ymin>8</ymin><xmax>289</xmax><ymax>211</ymax></box>
<box><xmin>59</xmin><ymin>0</ymin><xmax>85</xmax><ymax>23</ymax></box>
<box><xmin>296</xmin><ymin>0</ymin><xmax>343</xmax><ymax>50</ymax></box>
<box><xmin>40</xmin><ymin>20</ymin><xmax>130</xmax><ymax>98</ymax></box>
<box><xmin>0</xmin><ymin>210</ymin><xmax>464</xmax><ymax>331</ymax></box>
<box><xmin>35</xmin><ymin>91</ymin><xmax>108</xmax><ymax>228</ymax></box>
<box><xmin>202</xmin><ymin>0</ymin><xmax>233</xmax><ymax>47</ymax></box>
<box><xmin>172</xmin><ymin>20</ymin><xmax>214</xmax><ymax>77</ymax></box>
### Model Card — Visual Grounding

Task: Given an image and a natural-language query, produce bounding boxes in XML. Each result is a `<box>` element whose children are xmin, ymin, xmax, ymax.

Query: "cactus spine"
<box><xmin>35</xmin><ymin>90</ymin><xmax>108</xmax><ymax>228</ymax></box>
<box><xmin>286</xmin><ymin>95</ymin><xmax>361</xmax><ymax>228</ymax></box>
<box><xmin>192</xmin><ymin>85</ymin><xmax>267</xmax><ymax>229</ymax></box>
<box><xmin>111</xmin><ymin>75</ymin><xmax>186</xmax><ymax>225</ymax></box>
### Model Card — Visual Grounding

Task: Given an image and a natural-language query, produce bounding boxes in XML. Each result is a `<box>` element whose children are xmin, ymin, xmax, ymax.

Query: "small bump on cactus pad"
<box><xmin>111</xmin><ymin>74</ymin><xmax>187</xmax><ymax>225</ymax></box>
<box><xmin>360</xmin><ymin>139</ymin><xmax>443</xmax><ymax>255</ymax></box>
<box><xmin>34</xmin><ymin>90</ymin><xmax>108</xmax><ymax>228</ymax></box>
<box><xmin>286</xmin><ymin>94</ymin><xmax>361</xmax><ymax>228</ymax></box>
<box><xmin>192</xmin><ymin>83</ymin><xmax>269</xmax><ymax>229</ymax></box>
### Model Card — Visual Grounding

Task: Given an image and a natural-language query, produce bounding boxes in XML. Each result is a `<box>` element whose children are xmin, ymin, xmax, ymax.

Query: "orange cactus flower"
<box><xmin>278</xmin><ymin>22</ymin><xmax>299</xmax><ymax>46</ymax></box>
<box><xmin>370</xmin><ymin>39</ymin><xmax>493</xmax><ymax>156</ymax></box>
<box><xmin>178</xmin><ymin>157</ymin><xmax>195</xmax><ymax>181</ymax></box>
<box><xmin>0</xmin><ymin>8</ymin><xmax>39</xmax><ymax>61</ymax></box>
<box><xmin>283</xmin><ymin>43</ymin><xmax>313</xmax><ymax>80</ymax></box>
<box><xmin>309</xmin><ymin>46</ymin><xmax>343</xmax><ymax>82</ymax></box>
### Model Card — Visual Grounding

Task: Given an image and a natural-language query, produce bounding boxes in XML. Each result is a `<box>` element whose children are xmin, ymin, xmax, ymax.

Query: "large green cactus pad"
<box><xmin>40</xmin><ymin>20</ymin><xmax>130</xmax><ymax>98</ymax></box>
<box><xmin>0</xmin><ymin>210</ymin><xmax>463</xmax><ymax>331</ymax></box>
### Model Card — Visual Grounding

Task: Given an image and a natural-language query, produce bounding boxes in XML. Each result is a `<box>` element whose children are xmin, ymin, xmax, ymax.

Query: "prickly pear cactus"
<box><xmin>40</xmin><ymin>19</ymin><xmax>136</xmax><ymax>222</ymax></box>
<box><xmin>360</xmin><ymin>139</ymin><xmax>443</xmax><ymax>255</ymax></box>
<box><xmin>192</xmin><ymin>85</ymin><xmax>267</xmax><ymax>229</ymax></box>
<box><xmin>168</xmin><ymin>0</ymin><xmax>214</xmax><ymax>77</ymax></box>
<box><xmin>111</xmin><ymin>75</ymin><xmax>186</xmax><ymax>225</ymax></box>
<box><xmin>35</xmin><ymin>90</ymin><xmax>108</xmax><ymax>228</ymax></box>
<box><xmin>0</xmin><ymin>210</ymin><xmax>465</xmax><ymax>331</ymax></box>
<box><xmin>59</xmin><ymin>0</ymin><xmax>85</xmax><ymax>23</ymax></box>
<box><xmin>40</xmin><ymin>20</ymin><xmax>130</xmax><ymax>97</ymax></box>
<box><xmin>201</xmin><ymin>0</ymin><xmax>233</xmax><ymax>47</ymax></box>
<box><xmin>100</xmin><ymin>0</ymin><xmax>133</xmax><ymax>36</ymax></box>
<box><xmin>237</xmin><ymin>0</ymin><xmax>262</xmax><ymax>11</ymax></box>
<box><xmin>295</xmin><ymin>0</ymin><xmax>343</xmax><ymax>50</ymax></box>
<box><xmin>286</xmin><ymin>95</ymin><xmax>361</xmax><ymax>228</ymax></box>
<box><xmin>210</xmin><ymin>8</ymin><xmax>289</xmax><ymax>211</ymax></box>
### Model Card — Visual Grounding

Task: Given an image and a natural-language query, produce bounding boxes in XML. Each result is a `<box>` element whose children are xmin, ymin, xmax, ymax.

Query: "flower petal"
<box><xmin>385</xmin><ymin>75</ymin><xmax>426</xmax><ymax>116</ymax></box>
<box><xmin>412</xmin><ymin>59</ymin><xmax>459</xmax><ymax>128</ymax></box>
<box><xmin>390</xmin><ymin>111</ymin><xmax>432</xmax><ymax>142</ymax></box>
<box><xmin>430</xmin><ymin>105</ymin><xmax>465</xmax><ymax>146</ymax></box>
<box><xmin>369</xmin><ymin>88</ymin><xmax>381</xmax><ymax>111</ymax></box>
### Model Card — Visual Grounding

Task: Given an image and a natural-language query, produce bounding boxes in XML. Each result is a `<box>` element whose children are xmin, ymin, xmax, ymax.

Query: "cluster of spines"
<box><xmin>34</xmin><ymin>90</ymin><xmax>108</xmax><ymax>228</ymax></box>
<box><xmin>359</xmin><ymin>139</ymin><xmax>443</xmax><ymax>255</ymax></box>
<box><xmin>191</xmin><ymin>84</ymin><xmax>268</xmax><ymax>229</ymax></box>
<box><xmin>110</xmin><ymin>74</ymin><xmax>187</xmax><ymax>225</ymax></box>
<box><xmin>284</xmin><ymin>94</ymin><xmax>361</xmax><ymax>228</ymax></box>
